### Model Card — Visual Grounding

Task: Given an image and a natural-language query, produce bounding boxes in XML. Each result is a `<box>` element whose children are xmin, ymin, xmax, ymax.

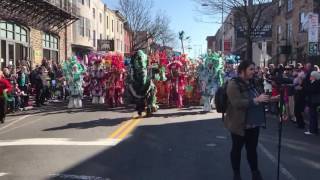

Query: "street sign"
<box><xmin>308</xmin><ymin>42</ymin><xmax>319</xmax><ymax>56</ymax></box>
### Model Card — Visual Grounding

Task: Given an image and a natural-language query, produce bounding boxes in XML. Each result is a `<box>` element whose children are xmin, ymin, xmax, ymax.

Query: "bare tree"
<box><xmin>118</xmin><ymin>0</ymin><xmax>175</xmax><ymax>53</ymax></box>
<box><xmin>154</xmin><ymin>12</ymin><xmax>176</xmax><ymax>47</ymax></box>
<box><xmin>195</xmin><ymin>0</ymin><xmax>277</xmax><ymax>61</ymax></box>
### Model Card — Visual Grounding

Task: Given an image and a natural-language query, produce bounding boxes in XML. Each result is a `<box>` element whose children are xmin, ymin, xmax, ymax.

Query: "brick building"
<box><xmin>272</xmin><ymin>0</ymin><xmax>320</xmax><ymax>64</ymax></box>
<box><xmin>0</xmin><ymin>0</ymin><xmax>78</xmax><ymax>68</ymax></box>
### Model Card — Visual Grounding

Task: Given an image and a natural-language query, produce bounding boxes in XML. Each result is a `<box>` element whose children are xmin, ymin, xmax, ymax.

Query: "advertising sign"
<box><xmin>308</xmin><ymin>13</ymin><xmax>319</xmax><ymax>42</ymax></box>
<box><xmin>97</xmin><ymin>40</ymin><xmax>114</xmax><ymax>51</ymax></box>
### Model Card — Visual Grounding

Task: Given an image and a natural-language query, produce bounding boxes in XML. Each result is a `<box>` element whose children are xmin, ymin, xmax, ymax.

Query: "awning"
<box><xmin>71</xmin><ymin>44</ymin><xmax>94</xmax><ymax>51</ymax></box>
<box><xmin>0</xmin><ymin>0</ymin><xmax>79</xmax><ymax>33</ymax></box>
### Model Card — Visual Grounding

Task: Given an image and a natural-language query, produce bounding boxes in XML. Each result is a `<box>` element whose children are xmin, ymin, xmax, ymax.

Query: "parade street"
<box><xmin>0</xmin><ymin>101</ymin><xmax>319</xmax><ymax>180</ymax></box>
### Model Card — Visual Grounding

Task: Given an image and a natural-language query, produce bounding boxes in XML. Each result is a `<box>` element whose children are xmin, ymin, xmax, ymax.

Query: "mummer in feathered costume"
<box><xmin>63</xmin><ymin>56</ymin><xmax>85</xmax><ymax>109</ymax></box>
<box><xmin>104</xmin><ymin>53</ymin><xmax>125</xmax><ymax>107</ymax></box>
<box><xmin>198</xmin><ymin>51</ymin><xmax>224</xmax><ymax>112</ymax></box>
<box><xmin>129</xmin><ymin>50</ymin><xmax>158</xmax><ymax>116</ymax></box>
<box><xmin>89</xmin><ymin>56</ymin><xmax>106</xmax><ymax>105</ymax></box>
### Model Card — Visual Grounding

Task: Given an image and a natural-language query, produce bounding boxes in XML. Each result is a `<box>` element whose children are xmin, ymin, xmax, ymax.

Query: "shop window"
<box><xmin>0</xmin><ymin>21</ymin><xmax>28</xmax><ymax>43</ymax></box>
<box><xmin>43</xmin><ymin>33</ymin><xmax>59</xmax><ymax>63</ymax></box>
<box><xmin>1</xmin><ymin>40</ymin><xmax>6</xmax><ymax>68</ymax></box>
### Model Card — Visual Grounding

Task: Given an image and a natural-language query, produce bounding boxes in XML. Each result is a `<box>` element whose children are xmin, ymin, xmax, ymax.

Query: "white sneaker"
<box><xmin>304</xmin><ymin>131</ymin><xmax>313</xmax><ymax>135</ymax></box>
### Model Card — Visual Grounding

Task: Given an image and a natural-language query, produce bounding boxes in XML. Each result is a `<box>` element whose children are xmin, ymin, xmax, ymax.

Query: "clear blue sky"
<box><xmin>103</xmin><ymin>0</ymin><xmax>219</xmax><ymax>58</ymax></box>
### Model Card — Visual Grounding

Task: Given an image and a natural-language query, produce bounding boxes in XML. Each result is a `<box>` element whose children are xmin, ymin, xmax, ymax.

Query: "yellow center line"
<box><xmin>117</xmin><ymin>118</ymin><xmax>141</xmax><ymax>140</ymax></box>
<box><xmin>108</xmin><ymin>119</ymin><xmax>135</xmax><ymax>139</ymax></box>
<box><xmin>108</xmin><ymin>112</ymin><xmax>144</xmax><ymax>140</ymax></box>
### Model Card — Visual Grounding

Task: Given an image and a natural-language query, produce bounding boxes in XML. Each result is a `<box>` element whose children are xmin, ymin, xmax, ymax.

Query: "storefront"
<box><xmin>0</xmin><ymin>0</ymin><xmax>79</xmax><ymax>68</ymax></box>
<box><xmin>0</xmin><ymin>21</ymin><xmax>30</xmax><ymax>69</ymax></box>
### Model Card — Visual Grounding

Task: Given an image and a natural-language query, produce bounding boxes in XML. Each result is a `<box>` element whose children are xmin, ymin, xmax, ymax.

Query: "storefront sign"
<box><xmin>236</xmin><ymin>24</ymin><xmax>272</xmax><ymax>39</ymax></box>
<box><xmin>97</xmin><ymin>40</ymin><xmax>114</xmax><ymax>51</ymax></box>
<box><xmin>34</xmin><ymin>50</ymin><xmax>41</xmax><ymax>58</ymax></box>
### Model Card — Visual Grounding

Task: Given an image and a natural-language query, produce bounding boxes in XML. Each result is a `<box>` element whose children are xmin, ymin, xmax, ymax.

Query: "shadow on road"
<box><xmin>151</xmin><ymin>110</ymin><xmax>205</xmax><ymax>118</ymax></box>
<box><xmin>7</xmin><ymin>100</ymin><xmax>136</xmax><ymax>117</ymax></box>
<box><xmin>49</xmin><ymin>118</ymin><xmax>238</xmax><ymax>180</ymax></box>
<box><xmin>43</xmin><ymin>117</ymin><xmax>131</xmax><ymax>131</ymax></box>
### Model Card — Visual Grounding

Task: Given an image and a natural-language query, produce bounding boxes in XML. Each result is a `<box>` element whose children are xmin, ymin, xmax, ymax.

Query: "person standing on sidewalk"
<box><xmin>225</xmin><ymin>61</ymin><xmax>277</xmax><ymax>180</ymax></box>
<box><xmin>0</xmin><ymin>70</ymin><xmax>12</xmax><ymax>123</ymax></box>
<box><xmin>304</xmin><ymin>71</ymin><xmax>320</xmax><ymax>135</ymax></box>
<box><xmin>17</xmin><ymin>66</ymin><xmax>30</xmax><ymax>108</ymax></box>
<box><xmin>293</xmin><ymin>67</ymin><xmax>305</xmax><ymax>129</ymax></box>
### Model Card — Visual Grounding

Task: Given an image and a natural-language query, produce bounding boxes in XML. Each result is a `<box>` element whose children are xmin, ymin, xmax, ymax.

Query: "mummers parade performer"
<box><xmin>198</xmin><ymin>52</ymin><xmax>224</xmax><ymax>112</ymax></box>
<box><xmin>63</xmin><ymin>56</ymin><xmax>85</xmax><ymax>109</ymax></box>
<box><xmin>129</xmin><ymin>50</ymin><xmax>158</xmax><ymax>116</ymax></box>
<box><xmin>89</xmin><ymin>56</ymin><xmax>106</xmax><ymax>105</ymax></box>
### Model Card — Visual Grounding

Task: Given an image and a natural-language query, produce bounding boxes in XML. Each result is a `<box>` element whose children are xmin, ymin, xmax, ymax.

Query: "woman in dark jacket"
<box><xmin>225</xmin><ymin>61</ymin><xmax>278</xmax><ymax>180</ymax></box>
<box><xmin>304</xmin><ymin>71</ymin><xmax>320</xmax><ymax>135</ymax></box>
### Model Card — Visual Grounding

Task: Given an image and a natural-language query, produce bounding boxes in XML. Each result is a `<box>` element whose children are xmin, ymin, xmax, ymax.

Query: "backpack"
<box><xmin>214</xmin><ymin>77</ymin><xmax>243</xmax><ymax>120</ymax></box>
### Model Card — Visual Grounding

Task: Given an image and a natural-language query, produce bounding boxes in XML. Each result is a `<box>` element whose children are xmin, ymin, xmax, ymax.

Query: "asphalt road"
<box><xmin>0</xmin><ymin>101</ymin><xmax>319</xmax><ymax>180</ymax></box>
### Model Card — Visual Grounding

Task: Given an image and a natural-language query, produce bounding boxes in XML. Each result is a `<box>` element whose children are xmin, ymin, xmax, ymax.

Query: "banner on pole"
<box><xmin>308</xmin><ymin>13</ymin><xmax>319</xmax><ymax>42</ymax></box>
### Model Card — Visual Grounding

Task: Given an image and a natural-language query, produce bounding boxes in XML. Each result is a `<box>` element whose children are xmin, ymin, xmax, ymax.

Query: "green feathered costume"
<box><xmin>198</xmin><ymin>52</ymin><xmax>224</xmax><ymax>111</ymax></box>
<box><xmin>129</xmin><ymin>50</ymin><xmax>158</xmax><ymax>116</ymax></box>
<box><xmin>63</xmin><ymin>56</ymin><xmax>86</xmax><ymax>108</ymax></box>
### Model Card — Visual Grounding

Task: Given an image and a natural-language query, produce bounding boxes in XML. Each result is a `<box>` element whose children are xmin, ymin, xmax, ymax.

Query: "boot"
<box><xmin>252</xmin><ymin>170</ymin><xmax>263</xmax><ymax>180</ymax></box>
<box><xmin>233</xmin><ymin>171</ymin><xmax>242</xmax><ymax>180</ymax></box>
<box><xmin>1</xmin><ymin>118</ymin><xmax>4</xmax><ymax>124</ymax></box>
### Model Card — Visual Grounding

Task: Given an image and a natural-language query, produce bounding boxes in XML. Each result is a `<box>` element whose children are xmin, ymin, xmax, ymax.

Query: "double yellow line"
<box><xmin>108</xmin><ymin>116</ymin><xmax>142</xmax><ymax>140</ymax></box>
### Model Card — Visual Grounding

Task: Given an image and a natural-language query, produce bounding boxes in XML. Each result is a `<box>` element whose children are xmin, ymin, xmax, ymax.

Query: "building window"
<box><xmin>100</xmin><ymin>33</ymin><xmax>102</xmax><ymax>40</ymax></box>
<box><xmin>42</xmin><ymin>33</ymin><xmax>59</xmax><ymax>63</ymax></box>
<box><xmin>277</xmin><ymin>25</ymin><xmax>281</xmax><ymax>41</ymax></box>
<box><xmin>93</xmin><ymin>8</ymin><xmax>95</xmax><ymax>19</ymax></box>
<box><xmin>87</xmin><ymin>0</ymin><xmax>90</xmax><ymax>7</ymax></box>
<box><xmin>85</xmin><ymin>18</ymin><xmax>90</xmax><ymax>37</ymax></box>
<box><xmin>100</xmin><ymin>13</ymin><xmax>102</xmax><ymax>23</ymax></box>
<box><xmin>121</xmin><ymin>41</ymin><xmax>123</xmax><ymax>51</ymax></box>
<box><xmin>299</xmin><ymin>12</ymin><xmax>305</xmax><ymax>32</ymax></box>
<box><xmin>107</xmin><ymin>16</ymin><xmax>109</xmax><ymax>29</ymax></box>
<box><xmin>287</xmin><ymin>0</ymin><xmax>293</xmax><ymax>12</ymax></box>
<box><xmin>117</xmin><ymin>21</ymin><xmax>119</xmax><ymax>32</ymax></box>
<box><xmin>117</xmin><ymin>39</ymin><xmax>119</xmax><ymax>51</ymax></box>
<box><xmin>287</xmin><ymin>21</ymin><xmax>292</xmax><ymax>42</ymax></box>
<box><xmin>78</xmin><ymin>17</ymin><xmax>85</xmax><ymax>36</ymax></box>
<box><xmin>80</xmin><ymin>0</ymin><xmax>84</xmax><ymax>5</ymax></box>
<box><xmin>121</xmin><ymin>24</ymin><xmax>123</xmax><ymax>34</ymax></box>
<box><xmin>112</xmin><ymin>20</ymin><xmax>114</xmax><ymax>32</ymax></box>
<box><xmin>93</xmin><ymin>30</ymin><xmax>96</xmax><ymax>47</ymax></box>
<box><xmin>0</xmin><ymin>21</ymin><xmax>28</xmax><ymax>42</ymax></box>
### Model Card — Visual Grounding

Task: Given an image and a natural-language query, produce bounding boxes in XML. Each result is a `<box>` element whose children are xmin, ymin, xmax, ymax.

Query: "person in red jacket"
<box><xmin>0</xmin><ymin>70</ymin><xmax>13</xmax><ymax>123</ymax></box>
